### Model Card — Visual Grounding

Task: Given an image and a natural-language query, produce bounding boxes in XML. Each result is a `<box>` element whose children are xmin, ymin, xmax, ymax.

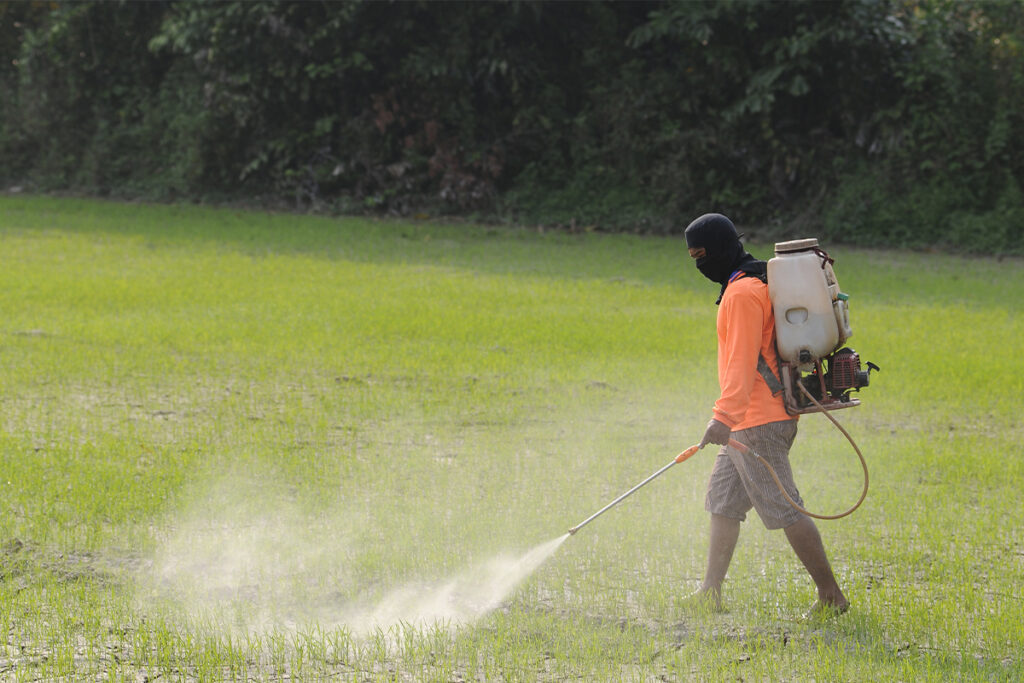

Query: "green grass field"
<box><xmin>1</xmin><ymin>196</ymin><xmax>1022</xmax><ymax>681</ymax></box>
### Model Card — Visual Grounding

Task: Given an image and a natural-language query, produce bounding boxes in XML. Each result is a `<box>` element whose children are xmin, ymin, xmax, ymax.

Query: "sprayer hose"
<box><xmin>730</xmin><ymin>382</ymin><xmax>869</xmax><ymax>521</ymax></box>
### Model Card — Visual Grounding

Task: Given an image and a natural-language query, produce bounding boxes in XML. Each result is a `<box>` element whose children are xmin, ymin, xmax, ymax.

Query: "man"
<box><xmin>684</xmin><ymin>213</ymin><xmax>849</xmax><ymax>617</ymax></box>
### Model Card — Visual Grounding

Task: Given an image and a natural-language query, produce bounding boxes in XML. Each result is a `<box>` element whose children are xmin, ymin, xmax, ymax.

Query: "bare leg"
<box><xmin>700</xmin><ymin>513</ymin><xmax>741</xmax><ymax>599</ymax></box>
<box><xmin>783</xmin><ymin>515</ymin><xmax>849</xmax><ymax>610</ymax></box>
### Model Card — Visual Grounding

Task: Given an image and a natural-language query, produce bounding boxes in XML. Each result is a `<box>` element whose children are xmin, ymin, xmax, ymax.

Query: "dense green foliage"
<box><xmin>1</xmin><ymin>1</ymin><xmax>1022</xmax><ymax>252</ymax></box>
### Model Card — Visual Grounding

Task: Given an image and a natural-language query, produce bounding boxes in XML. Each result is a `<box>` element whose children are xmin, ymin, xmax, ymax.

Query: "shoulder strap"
<box><xmin>757</xmin><ymin>352</ymin><xmax>784</xmax><ymax>396</ymax></box>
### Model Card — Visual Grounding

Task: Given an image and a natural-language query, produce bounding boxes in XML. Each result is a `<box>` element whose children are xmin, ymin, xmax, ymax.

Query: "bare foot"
<box><xmin>679</xmin><ymin>586</ymin><xmax>724</xmax><ymax>613</ymax></box>
<box><xmin>803</xmin><ymin>597</ymin><xmax>850</xmax><ymax>620</ymax></box>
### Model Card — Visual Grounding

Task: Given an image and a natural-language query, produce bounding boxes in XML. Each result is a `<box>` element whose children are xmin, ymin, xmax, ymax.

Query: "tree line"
<box><xmin>1</xmin><ymin>1</ymin><xmax>1022</xmax><ymax>253</ymax></box>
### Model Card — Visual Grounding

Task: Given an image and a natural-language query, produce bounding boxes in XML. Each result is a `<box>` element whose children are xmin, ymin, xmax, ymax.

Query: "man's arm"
<box><xmin>713</xmin><ymin>285</ymin><xmax>765</xmax><ymax>429</ymax></box>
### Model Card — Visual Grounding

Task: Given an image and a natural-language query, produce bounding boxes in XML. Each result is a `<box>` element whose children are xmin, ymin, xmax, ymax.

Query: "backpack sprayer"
<box><xmin>768</xmin><ymin>239</ymin><xmax>878</xmax><ymax>415</ymax></box>
<box><xmin>568</xmin><ymin>239</ymin><xmax>877</xmax><ymax>535</ymax></box>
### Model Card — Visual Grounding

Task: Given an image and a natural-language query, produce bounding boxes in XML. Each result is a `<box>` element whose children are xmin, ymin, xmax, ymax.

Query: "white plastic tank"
<box><xmin>768</xmin><ymin>238</ymin><xmax>851</xmax><ymax>365</ymax></box>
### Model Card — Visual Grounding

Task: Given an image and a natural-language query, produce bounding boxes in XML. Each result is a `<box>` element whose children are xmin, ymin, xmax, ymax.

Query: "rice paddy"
<box><xmin>1</xmin><ymin>195</ymin><xmax>1021</xmax><ymax>680</ymax></box>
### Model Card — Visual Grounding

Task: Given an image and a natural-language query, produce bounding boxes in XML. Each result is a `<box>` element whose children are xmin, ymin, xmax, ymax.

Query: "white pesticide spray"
<box><xmin>135</xmin><ymin>479</ymin><xmax>571</xmax><ymax>638</ymax></box>
<box><xmin>344</xmin><ymin>533</ymin><xmax>570</xmax><ymax>635</ymax></box>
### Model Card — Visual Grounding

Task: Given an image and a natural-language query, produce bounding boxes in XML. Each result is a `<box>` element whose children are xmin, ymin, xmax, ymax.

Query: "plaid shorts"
<box><xmin>704</xmin><ymin>419</ymin><xmax>803</xmax><ymax>530</ymax></box>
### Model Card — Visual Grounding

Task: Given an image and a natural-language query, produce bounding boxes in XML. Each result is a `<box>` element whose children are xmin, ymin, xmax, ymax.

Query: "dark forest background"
<box><xmin>1</xmin><ymin>1</ymin><xmax>1022</xmax><ymax>253</ymax></box>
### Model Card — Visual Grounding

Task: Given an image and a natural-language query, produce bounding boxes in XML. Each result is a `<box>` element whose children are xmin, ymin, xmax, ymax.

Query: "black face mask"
<box><xmin>684</xmin><ymin>213</ymin><xmax>765</xmax><ymax>303</ymax></box>
<box><xmin>696</xmin><ymin>249</ymin><xmax>740</xmax><ymax>286</ymax></box>
<box><xmin>685</xmin><ymin>214</ymin><xmax>744</xmax><ymax>285</ymax></box>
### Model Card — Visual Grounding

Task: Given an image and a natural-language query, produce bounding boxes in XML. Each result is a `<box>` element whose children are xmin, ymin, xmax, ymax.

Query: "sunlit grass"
<box><xmin>1</xmin><ymin>195</ymin><xmax>1022</xmax><ymax>680</ymax></box>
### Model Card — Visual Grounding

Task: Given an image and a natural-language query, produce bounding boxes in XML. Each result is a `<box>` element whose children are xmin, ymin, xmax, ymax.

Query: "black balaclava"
<box><xmin>684</xmin><ymin>213</ymin><xmax>766</xmax><ymax>304</ymax></box>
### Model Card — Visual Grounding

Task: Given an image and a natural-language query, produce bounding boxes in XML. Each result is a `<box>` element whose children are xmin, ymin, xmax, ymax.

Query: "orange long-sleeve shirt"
<box><xmin>713</xmin><ymin>273</ymin><xmax>795</xmax><ymax>430</ymax></box>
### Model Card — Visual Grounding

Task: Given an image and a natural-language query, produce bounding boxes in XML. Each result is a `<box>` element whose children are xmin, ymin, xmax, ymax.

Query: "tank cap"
<box><xmin>774</xmin><ymin>238</ymin><xmax>819</xmax><ymax>254</ymax></box>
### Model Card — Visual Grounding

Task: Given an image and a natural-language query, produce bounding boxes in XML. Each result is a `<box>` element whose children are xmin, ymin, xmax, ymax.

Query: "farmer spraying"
<box><xmin>684</xmin><ymin>213</ymin><xmax>849</xmax><ymax>617</ymax></box>
<box><xmin>567</xmin><ymin>213</ymin><xmax>872</xmax><ymax>613</ymax></box>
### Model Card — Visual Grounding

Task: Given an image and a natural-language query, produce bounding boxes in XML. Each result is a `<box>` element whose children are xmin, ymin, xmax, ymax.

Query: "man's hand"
<box><xmin>699</xmin><ymin>418</ymin><xmax>732</xmax><ymax>448</ymax></box>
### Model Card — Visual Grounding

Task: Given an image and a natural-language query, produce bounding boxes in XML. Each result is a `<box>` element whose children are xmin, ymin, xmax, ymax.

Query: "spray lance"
<box><xmin>568</xmin><ymin>239</ymin><xmax>877</xmax><ymax>536</ymax></box>
<box><xmin>568</xmin><ymin>444</ymin><xmax>702</xmax><ymax>535</ymax></box>
<box><xmin>567</xmin><ymin>422</ymin><xmax>867</xmax><ymax>536</ymax></box>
